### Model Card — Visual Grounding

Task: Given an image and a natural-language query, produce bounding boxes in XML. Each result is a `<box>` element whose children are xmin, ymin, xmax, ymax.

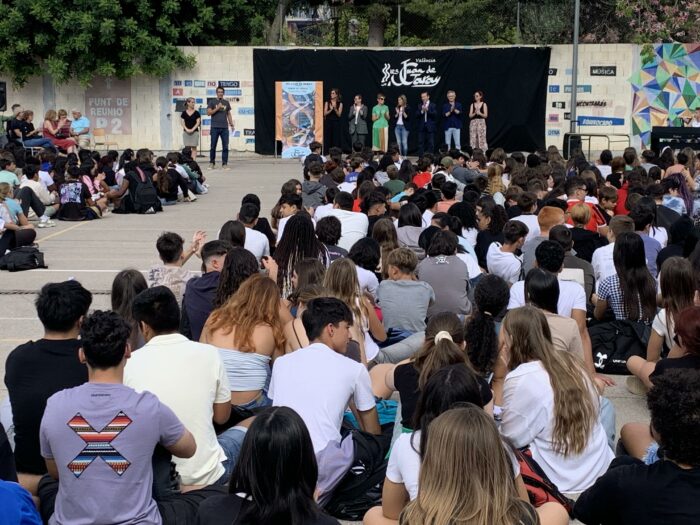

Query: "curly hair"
<box><xmin>648</xmin><ymin>369</ymin><xmax>700</xmax><ymax>466</ymax></box>
<box><xmin>464</xmin><ymin>274</ymin><xmax>510</xmax><ymax>375</ymax></box>
<box><xmin>213</xmin><ymin>248</ymin><xmax>260</xmax><ymax>308</ymax></box>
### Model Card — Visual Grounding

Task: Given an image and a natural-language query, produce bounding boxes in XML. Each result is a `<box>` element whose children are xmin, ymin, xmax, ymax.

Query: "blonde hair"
<box><xmin>570</xmin><ymin>202</ymin><xmax>591</xmax><ymax>226</ymax></box>
<box><xmin>323</xmin><ymin>258</ymin><xmax>366</xmax><ymax>323</ymax></box>
<box><xmin>487</xmin><ymin>164</ymin><xmax>505</xmax><ymax>195</ymax></box>
<box><xmin>503</xmin><ymin>306</ymin><xmax>596</xmax><ymax>455</ymax></box>
<box><xmin>44</xmin><ymin>109</ymin><xmax>57</xmax><ymax>122</ymax></box>
<box><xmin>0</xmin><ymin>182</ymin><xmax>12</xmax><ymax>200</ymax></box>
<box><xmin>204</xmin><ymin>274</ymin><xmax>285</xmax><ymax>352</ymax></box>
<box><xmin>401</xmin><ymin>405</ymin><xmax>535</xmax><ymax>525</ymax></box>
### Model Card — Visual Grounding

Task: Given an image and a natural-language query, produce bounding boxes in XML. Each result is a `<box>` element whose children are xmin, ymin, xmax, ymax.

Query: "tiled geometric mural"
<box><xmin>631</xmin><ymin>43</ymin><xmax>700</xmax><ymax>147</ymax></box>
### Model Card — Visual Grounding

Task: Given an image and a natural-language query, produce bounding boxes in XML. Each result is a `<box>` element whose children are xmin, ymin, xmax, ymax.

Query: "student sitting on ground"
<box><xmin>0</xmin><ymin>182</ymin><xmax>36</xmax><ymax>254</ymax></box>
<box><xmin>4</xmin><ymin>281</ymin><xmax>92</xmax><ymax>499</ymax></box>
<box><xmin>575</xmin><ymin>369</ymin><xmax>700</xmax><ymax>525</ymax></box>
<box><xmin>39</xmin><ymin>311</ymin><xmax>196</xmax><ymax>524</ymax></box>
<box><xmin>377</xmin><ymin>248</ymin><xmax>434</xmax><ymax>335</ymax></box>
<box><xmin>147</xmin><ymin>231</ymin><xmax>206</xmax><ymax>305</ymax></box>
<box><xmin>486</xmin><ymin>219</ymin><xmax>528</xmax><ymax>286</ymax></box>
<box><xmin>268</xmin><ymin>298</ymin><xmax>381</xmax><ymax>506</ymax></box>
<box><xmin>55</xmin><ymin>165</ymin><xmax>103</xmax><ymax>221</ymax></box>
<box><xmin>196</xmin><ymin>407</ymin><xmax>340</xmax><ymax>525</ymax></box>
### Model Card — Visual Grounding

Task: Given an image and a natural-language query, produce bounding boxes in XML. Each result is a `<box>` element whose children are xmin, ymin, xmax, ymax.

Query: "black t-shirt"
<box><xmin>652</xmin><ymin>354</ymin><xmax>700</xmax><ymax>379</ymax></box>
<box><xmin>18</xmin><ymin>121</ymin><xmax>33</xmax><ymax>140</ymax></box>
<box><xmin>394</xmin><ymin>362</ymin><xmax>493</xmax><ymax>428</ymax></box>
<box><xmin>657</xmin><ymin>244</ymin><xmax>683</xmax><ymax>273</ymax></box>
<box><xmin>574</xmin><ymin>456</ymin><xmax>700</xmax><ymax>525</ymax></box>
<box><xmin>253</xmin><ymin>217</ymin><xmax>277</xmax><ymax>250</ymax></box>
<box><xmin>181</xmin><ymin>110</ymin><xmax>201</xmax><ymax>131</ymax></box>
<box><xmin>196</xmin><ymin>494</ymin><xmax>340</xmax><ymax>525</ymax></box>
<box><xmin>6</xmin><ymin>118</ymin><xmax>22</xmax><ymax>141</ymax></box>
<box><xmin>4</xmin><ymin>339</ymin><xmax>87</xmax><ymax>474</ymax></box>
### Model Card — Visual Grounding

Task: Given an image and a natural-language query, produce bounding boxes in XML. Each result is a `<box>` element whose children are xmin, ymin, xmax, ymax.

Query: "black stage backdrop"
<box><xmin>254</xmin><ymin>47</ymin><xmax>551</xmax><ymax>155</ymax></box>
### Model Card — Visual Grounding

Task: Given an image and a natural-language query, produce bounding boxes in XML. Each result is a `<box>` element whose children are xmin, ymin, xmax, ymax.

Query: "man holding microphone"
<box><xmin>416</xmin><ymin>91</ymin><xmax>436</xmax><ymax>157</ymax></box>
<box><xmin>207</xmin><ymin>86</ymin><xmax>235</xmax><ymax>170</ymax></box>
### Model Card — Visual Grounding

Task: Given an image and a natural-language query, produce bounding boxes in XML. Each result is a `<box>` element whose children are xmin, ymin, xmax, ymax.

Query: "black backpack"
<box><xmin>324</xmin><ymin>428</ymin><xmax>389</xmax><ymax>521</ymax></box>
<box><xmin>0</xmin><ymin>246</ymin><xmax>47</xmax><ymax>271</ymax></box>
<box><xmin>131</xmin><ymin>167</ymin><xmax>161</xmax><ymax>214</ymax></box>
<box><xmin>588</xmin><ymin>319</ymin><xmax>651</xmax><ymax>374</ymax></box>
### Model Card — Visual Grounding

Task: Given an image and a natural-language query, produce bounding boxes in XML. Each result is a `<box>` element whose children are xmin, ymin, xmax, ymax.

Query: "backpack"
<box><xmin>515</xmin><ymin>448</ymin><xmax>575</xmax><ymax>517</ymax></box>
<box><xmin>0</xmin><ymin>246</ymin><xmax>48</xmax><ymax>272</ymax></box>
<box><xmin>323</xmin><ymin>428</ymin><xmax>389</xmax><ymax>521</ymax></box>
<box><xmin>588</xmin><ymin>319</ymin><xmax>650</xmax><ymax>374</ymax></box>
<box><xmin>131</xmin><ymin>167</ymin><xmax>161</xmax><ymax>214</ymax></box>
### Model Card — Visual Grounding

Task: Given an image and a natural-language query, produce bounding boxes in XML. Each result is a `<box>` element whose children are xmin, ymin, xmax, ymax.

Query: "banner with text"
<box><xmin>254</xmin><ymin>47</ymin><xmax>551</xmax><ymax>154</ymax></box>
<box><xmin>275</xmin><ymin>81</ymin><xmax>324</xmax><ymax>159</ymax></box>
<box><xmin>85</xmin><ymin>77</ymin><xmax>131</xmax><ymax>135</ymax></box>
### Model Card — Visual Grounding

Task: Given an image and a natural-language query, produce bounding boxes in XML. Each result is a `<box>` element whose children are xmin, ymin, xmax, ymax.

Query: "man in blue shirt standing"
<box><xmin>443</xmin><ymin>90</ymin><xmax>462</xmax><ymax>151</ymax></box>
<box><xmin>69</xmin><ymin>109</ymin><xmax>91</xmax><ymax>149</ymax></box>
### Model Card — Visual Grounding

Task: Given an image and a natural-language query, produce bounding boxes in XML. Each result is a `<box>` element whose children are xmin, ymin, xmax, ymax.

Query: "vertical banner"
<box><xmin>85</xmin><ymin>77</ymin><xmax>132</xmax><ymax>134</ymax></box>
<box><xmin>275</xmin><ymin>81</ymin><xmax>323</xmax><ymax>158</ymax></box>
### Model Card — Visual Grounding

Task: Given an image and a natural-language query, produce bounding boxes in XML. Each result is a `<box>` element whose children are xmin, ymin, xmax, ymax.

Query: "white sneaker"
<box><xmin>38</xmin><ymin>220</ymin><xmax>56</xmax><ymax>228</ymax></box>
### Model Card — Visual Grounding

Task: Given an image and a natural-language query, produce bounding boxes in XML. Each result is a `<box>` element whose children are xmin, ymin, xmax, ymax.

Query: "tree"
<box><xmin>0</xmin><ymin>0</ymin><xmax>276</xmax><ymax>86</ymax></box>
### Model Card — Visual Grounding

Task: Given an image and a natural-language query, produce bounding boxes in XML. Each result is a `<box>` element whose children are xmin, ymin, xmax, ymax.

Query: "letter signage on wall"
<box><xmin>590</xmin><ymin>66</ymin><xmax>617</xmax><ymax>77</ymax></box>
<box><xmin>85</xmin><ymin>77</ymin><xmax>132</xmax><ymax>135</ymax></box>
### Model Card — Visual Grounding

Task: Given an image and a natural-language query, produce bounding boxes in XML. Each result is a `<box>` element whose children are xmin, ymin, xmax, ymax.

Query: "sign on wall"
<box><xmin>85</xmin><ymin>77</ymin><xmax>132</xmax><ymax>134</ymax></box>
<box><xmin>590</xmin><ymin>66</ymin><xmax>617</xmax><ymax>76</ymax></box>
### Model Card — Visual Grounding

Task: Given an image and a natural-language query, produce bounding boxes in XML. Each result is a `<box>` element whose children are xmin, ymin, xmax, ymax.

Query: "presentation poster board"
<box><xmin>275</xmin><ymin>81</ymin><xmax>324</xmax><ymax>158</ymax></box>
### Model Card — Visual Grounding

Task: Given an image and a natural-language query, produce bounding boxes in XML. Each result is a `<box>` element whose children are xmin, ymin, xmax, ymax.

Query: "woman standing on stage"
<box><xmin>323</xmin><ymin>88</ymin><xmax>343</xmax><ymax>153</ymax></box>
<box><xmin>394</xmin><ymin>95</ymin><xmax>410</xmax><ymax>157</ymax></box>
<box><xmin>372</xmin><ymin>93</ymin><xmax>390</xmax><ymax>152</ymax></box>
<box><xmin>181</xmin><ymin>98</ymin><xmax>201</xmax><ymax>158</ymax></box>
<box><xmin>469</xmin><ymin>90</ymin><xmax>488</xmax><ymax>151</ymax></box>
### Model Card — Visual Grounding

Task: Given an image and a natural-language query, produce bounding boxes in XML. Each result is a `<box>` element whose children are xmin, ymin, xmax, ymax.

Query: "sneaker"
<box><xmin>209</xmin><ymin>163</ymin><xmax>216</xmax><ymax>170</ymax></box>
<box><xmin>626</xmin><ymin>376</ymin><xmax>647</xmax><ymax>396</ymax></box>
<box><xmin>184</xmin><ymin>195</ymin><xmax>197</xmax><ymax>202</ymax></box>
<box><xmin>145</xmin><ymin>207</ymin><xmax>156</xmax><ymax>214</ymax></box>
<box><xmin>38</xmin><ymin>220</ymin><xmax>56</xmax><ymax>228</ymax></box>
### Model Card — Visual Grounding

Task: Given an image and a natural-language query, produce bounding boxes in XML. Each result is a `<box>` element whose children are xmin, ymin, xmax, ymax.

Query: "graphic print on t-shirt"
<box><xmin>66</xmin><ymin>411</ymin><xmax>132</xmax><ymax>477</ymax></box>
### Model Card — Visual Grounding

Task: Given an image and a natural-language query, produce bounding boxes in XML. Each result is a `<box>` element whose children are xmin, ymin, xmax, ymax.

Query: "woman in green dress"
<box><xmin>372</xmin><ymin>93</ymin><xmax>390</xmax><ymax>152</ymax></box>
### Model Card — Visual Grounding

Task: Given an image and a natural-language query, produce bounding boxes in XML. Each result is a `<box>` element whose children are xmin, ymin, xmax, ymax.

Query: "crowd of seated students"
<box><xmin>0</xmin><ymin>141</ymin><xmax>211</xmax><ymax>259</ymax></box>
<box><xmin>3</xmin><ymin>140</ymin><xmax>700</xmax><ymax>524</ymax></box>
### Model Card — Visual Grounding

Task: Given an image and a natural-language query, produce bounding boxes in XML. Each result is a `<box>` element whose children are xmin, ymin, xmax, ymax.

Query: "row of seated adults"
<box><xmin>4</xmin><ymin>104</ymin><xmax>93</xmax><ymax>154</ymax></box>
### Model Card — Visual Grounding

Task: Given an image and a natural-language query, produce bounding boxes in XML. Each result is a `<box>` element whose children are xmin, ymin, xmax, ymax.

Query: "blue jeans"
<box><xmin>24</xmin><ymin>138</ymin><xmax>54</xmax><ymax>149</ymax></box>
<box><xmin>209</xmin><ymin>127</ymin><xmax>229</xmax><ymax>165</ymax></box>
<box><xmin>394</xmin><ymin>125</ymin><xmax>409</xmax><ymax>156</ymax></box>
<box><xmin>215</xmin><ymin>426</ymin><xmax>248</xmax><ymax>485</ymax></box>
<box><xmin>236</xmin><ymin>392</ymin><xmax>272</xmax><ymax>411</ymax></box>
<box><xmin>445</xmin><ymin>128</ymin><xmax>461</xmax><ymax>150</ymax></box>
<box><xmin>599</xmin><ymin>396</ymin><xmax>616</xmax><ymax>450</ymax></box>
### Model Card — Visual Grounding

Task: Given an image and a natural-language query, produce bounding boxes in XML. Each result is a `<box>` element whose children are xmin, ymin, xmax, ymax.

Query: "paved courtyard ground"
<box><xmin>0</xmin><ymin>157</ymin><xmax>649</xmax><ymax>523</ymax></box>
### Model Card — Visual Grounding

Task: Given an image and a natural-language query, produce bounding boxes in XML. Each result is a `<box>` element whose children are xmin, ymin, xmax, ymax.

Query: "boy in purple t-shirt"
<box><xmin>39</xmin><ymin>311</ymin><xmax>196</xmax><ymax>525</ymax></box>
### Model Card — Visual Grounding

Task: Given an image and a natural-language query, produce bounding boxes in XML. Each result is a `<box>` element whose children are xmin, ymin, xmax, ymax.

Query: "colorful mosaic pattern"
<box><xmin>630</xmin><ymin>44</ymin><xmax>700</xmax><ymax>147</ymax></box>
<box><xmin>67</xmin><ymin>411</ymin><xmax>132</xmax><ymax>477</ymax></box>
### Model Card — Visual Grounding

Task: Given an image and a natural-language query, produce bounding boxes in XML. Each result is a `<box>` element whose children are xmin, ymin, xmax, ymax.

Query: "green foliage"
<box><xmin>0</xmin><ymin>0</ymin><xmax>276</xmax><ymax>86</ymax></box>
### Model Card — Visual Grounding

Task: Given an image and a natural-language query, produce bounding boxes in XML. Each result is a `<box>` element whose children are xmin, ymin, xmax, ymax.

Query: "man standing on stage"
<box><xmin>443</xmin><ymin>90</ymin><xmax>462</xmax><ymax>151</ymax></box>
<box><xmin>416</xmin><ymin>91</ymin><xmax>436</xmax><ymax>157</ymax></box>
<box><xmin>348</xmin><ymin>95</ymin><xmax>368</xmax><ymax>147</ymax></box>
<box><xmin>207</xmin><ymin>86</ymin><xmax>235</xmax><ymax>170</ymax></box>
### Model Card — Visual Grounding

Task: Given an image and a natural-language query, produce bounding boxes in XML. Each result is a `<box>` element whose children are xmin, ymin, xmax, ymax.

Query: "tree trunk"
<box><xmin>367</xmin><ymin>14</ymin><xmax>386</xmax><ymax>47</ymax></box>
<box><xmin>268</xmin><ymin>0</ymin><xmax>293</xmax><ymax>45</ymax></box>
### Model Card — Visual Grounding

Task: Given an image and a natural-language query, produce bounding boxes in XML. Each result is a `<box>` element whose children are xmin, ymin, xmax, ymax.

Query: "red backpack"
<box><xmin>515</xmin><ymin>448</ymin><xmax>575</xmax><ymax>517</ymax></box>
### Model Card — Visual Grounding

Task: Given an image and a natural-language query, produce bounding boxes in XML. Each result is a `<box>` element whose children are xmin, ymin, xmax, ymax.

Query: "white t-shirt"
<box><xmin>597</xmin><ymin>165</ymin><xmax>612</xmax><ymax>179</ymax></box>
<box><xmin>38</xmin><ymin>170</ymin><xmax>54</xmax><ymax>190</ymax></box>
<box><xmin>652</xmin><ymin>308</ymin><xmax>674</xmax><ymax>350</ymax></box>
<box><xmin>123</xmin><ymin>334</ymin><xmax>230</xmax><ymax>486</ymax></box>
<box><xmin>501</xmin><ymin>360</ymin><xmax>613</xmax><ymax>493</ymax></box>
<box><xmin>650</xmin><ymin>225</ymin><xmax>668</xmax><ymax>248</ymax></box>
<box><xmin>486</xmin><ymin>243</ymin><xmax>523</xmax><ymax>285</ymax></box>
<box><xmin>422</xmin><ymin>209</ymin><xmax>434</xmax><ymax>228</ymax></box>
<box><xmin>508</xmin><ymin>279</ymin><xmax>586</xmax><ymax>318</ymax></box>
<box><xmin>591</xmin><ymin>243</ymin><xmax>615</xmax><ymax>287</ymax></box>
<box><xmin>269</xmin><ymin>343</ymin><xmax>375</xmax><ymax>453</ymax></box>
<box><xmin>462</xmin><ymin>227</ymin><xmax>478</xmax><ymax>247</ymax></box>
<box><xmin>337</xmin><ymin>181</ymin><xmax>356</xmax><ymax>193</ymax></box>
<box><xmin>244</xmin><ymin>226</ymin><xmax>270</xmax><ymax>261</ymax></box>
<box><xmin>512</xmin><ymin>214</ymin><xmax>541</xmax><ymax>243</ymax></box>
<box><xmin>327</xmin><ymin>209</ymin><xmax>369</xmax><ymax>252</ymax></box>
<box><xmin>387</xmin><ymin>430</ymin><xmax>521</xmax><ymax>501</ymax></box>
<box><xmin>356</xmin><ymin>266</ymin><xmax>379</xmax><ymax>299</ymax></box>
<box><xmin>314</xmin><ymin>203</ymin><xmax>333</xmax><ymax>220</ymax></box>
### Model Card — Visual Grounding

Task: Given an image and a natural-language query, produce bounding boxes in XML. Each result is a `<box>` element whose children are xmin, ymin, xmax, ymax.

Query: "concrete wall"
<box><xmin>1</xmin><ymin>44</ymin><xmax>643</xmax><ymax>154</ymax></box>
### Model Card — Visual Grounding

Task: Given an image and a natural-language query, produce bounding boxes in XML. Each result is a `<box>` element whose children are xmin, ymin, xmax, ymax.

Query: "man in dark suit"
<box><xmin>416</xmin><ymin>91</ymin><xmax>437</xmax><ymax>157</ymax></box>
<box><xmin>348</xmin><ymin>94</ymin><xmax>369</xmax><ymax>147</ymax></box>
